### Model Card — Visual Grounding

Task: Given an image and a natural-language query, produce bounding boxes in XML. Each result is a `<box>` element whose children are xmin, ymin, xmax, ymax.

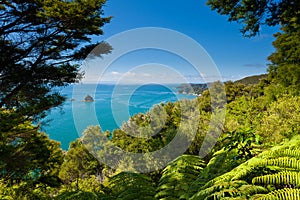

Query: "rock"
<box><xmin>83</xmin><ymin>95</ymin><xmax>94</xmax><ymax>102</ymax></box>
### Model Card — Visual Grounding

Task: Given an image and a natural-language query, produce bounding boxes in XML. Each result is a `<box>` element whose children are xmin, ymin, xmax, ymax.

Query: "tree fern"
<box><xmin>191</xmin><ymin>136</ymin><xmax>300</xmax><ymax>199</ymax></box>
<box><xmin>55</xmin><ymin>191</ymin><xmax>109</xmax><ymax>200</ymax></box>
<box><xmin>156</xmin><ymin>154</ymin><xmax>205</xmax><ymax>200</ymax></box>
<box><xmin>105</xmin><ymin>172</ymin><xmax>156</xmax><ymax>199</ymax></box>
<box><xmin>269</xmin><ymin>149</ymin><xmax>300</xmax><ymax>159</ymax></box>
<box><xmin>238</xmin><ymin>184</ymin><xmax>268</xmax><ymax>196</ymax></box>
<box><xmin>191</xmin><ymin>181</ymin><xmax>267</xmax><ymax>200</ymax></box>
<box><xmin>190</xmin><ymin>148</ymin><xmax>242</xmax><ymax>194</ymax></box>
<box><xmin>255</xmin><ymin>157</ymin><xmax>300</xmax><ymax>170</ymax></box>
<box><xmin>253</xmin><ymin>171</ymin><xmax>300</xmax><ymax>186</ymax></box>
<box><xmin>231</xmin><ymin>140</ymin><xmax>300</xmax><ymax>181</ymax></box>
<box><xmin>191</xmin><ymin>180</ymin><xmax>245</xmax><ymax>199</ymax></box>
<box><xmin>255</xmin><ymin>188</ymin><xmax>300</xmax><ymax>200</ymax></box>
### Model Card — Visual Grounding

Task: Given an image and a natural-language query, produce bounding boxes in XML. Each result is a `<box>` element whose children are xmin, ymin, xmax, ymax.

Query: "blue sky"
<box><xmin>85</xmin><ymin>0</ymin><xmax>279</xmax><ymax>83</ymax></box>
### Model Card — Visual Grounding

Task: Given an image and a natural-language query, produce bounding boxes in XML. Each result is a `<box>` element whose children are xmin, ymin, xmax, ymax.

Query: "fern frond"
<box><xmin>156</xmin><ymin>154</ymin><xmax>205</xmax><ymax>200</ymax></box>
<box><xmin>191</xmin><ymin>182</ymin><xmax>268</xmax><ymax>200</ymax></box>
<box><xmin>255</xmin><ymin>157</ymin><xmax>300</xmax><ymax>170</ymax></box>
<box><xmin>238</xmin><ymin>184</ymin><xmax>268</xmax><ymax>196</ymax></box>
<box><xmin>206</xmin><ymin>188</ymin><xmax>240</xmax><ymax>200</ymax></box>
<box><xmin>192</xmin><ymin>137</ymin><xmax>300</xmax><ymax>199</ymax></box>
<box><xmin>271</xmin><ymin>149</ymin><xmax>300</xmax><ymax>159</ymax></box>
<box><xmin>106</xmin><ymin>172</ymin><xmax>155</xmax><ymax>199</ymax></box>
<box><xmin>190</xmin><ymin>180</ymin><xmax>247</xmax><ymax>200</ymax></box>
<box><xmin>256</xmin><ymin>188</ymin><xmax>300</xmax><ymax>200</ymax></box>
<box><xmin>253</xmin><ymin>171</ymin><xmax>300</xmax><ymax>186</ymax></box>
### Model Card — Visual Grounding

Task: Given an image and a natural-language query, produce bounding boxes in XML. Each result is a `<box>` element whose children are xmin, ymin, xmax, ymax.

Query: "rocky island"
<box><xmin>83</xmin><ymin>95</ymin><xmax>94</xmax><ymax>102</ymax></box>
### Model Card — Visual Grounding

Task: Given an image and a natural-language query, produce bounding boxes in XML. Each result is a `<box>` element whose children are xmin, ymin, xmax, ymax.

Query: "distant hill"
<box><xmin>234</xmin><ymin>74</ymin><xmax>267</xmax><ymax>85</ymax></box>
<box><xmin>176</xmin><ymin>83</ymin><xmax>208</xmax><ymax>95</ymax></box>
<box><xmin>177</xmin><ymin>74</ymin><xmax>267</xmax><ymax>95</ymax></box>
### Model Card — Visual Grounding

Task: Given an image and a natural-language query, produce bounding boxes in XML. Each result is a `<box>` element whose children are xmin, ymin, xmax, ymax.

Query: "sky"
<box><xmin>83</xmin><ymin>0</ymin><xmax>279</xmax><ymax>84</ymax></box>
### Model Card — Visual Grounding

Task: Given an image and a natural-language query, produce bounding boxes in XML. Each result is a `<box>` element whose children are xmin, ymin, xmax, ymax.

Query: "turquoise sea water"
<box><xmin>42</xmin><ymin>84</ymin><xmax>196</xmax><ymax>150</ymax></box>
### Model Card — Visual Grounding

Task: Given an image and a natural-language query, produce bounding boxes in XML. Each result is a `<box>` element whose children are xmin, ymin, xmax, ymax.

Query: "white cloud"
<box><xmin>111</xmin><ymin>71</ymin><xmax>120</xmax><ymax>75</ymax></box>
<box><xmin>142</xmin><ymin>73</ymin><xmax>151</xmax><ymax>77</ymax></box>
<box><xmin>82</xmin><ymin>63</ymin><xmax>224</xmax><ymax>84</ymax></box>
<box><xmin>123</xmin><ymin>71</ymin><xmax>136</xmax><ymax>77</ymax></box>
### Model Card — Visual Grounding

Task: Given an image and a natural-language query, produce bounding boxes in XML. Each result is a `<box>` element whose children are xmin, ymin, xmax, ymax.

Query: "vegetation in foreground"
<box><xmin>0</xmin><ymin>0</ymin><xmax>300</xmax><ymax>199</ymax></box>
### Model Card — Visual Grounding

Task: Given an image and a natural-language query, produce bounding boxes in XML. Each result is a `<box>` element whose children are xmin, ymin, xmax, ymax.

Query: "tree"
<box><xmin>221</xmin><ymin>128</ymin><xmax>261</xmax><ymax>160</ymax></box>
<box><xmin>0</xmin><ymin>110</ymin><xmax>63</xmax><ymax>184</ymax></box>
<box><xmin>0</xmin><ymin>109</ymin><xmax>64</xmax><ymax>198</ymax></box>
<box><xmin>59</xmin><ymin>139</ymin><xmax>104</xmax><ymax>189</ymax></box>
<box><xmin>268</xmin><ymin>13</ymin><xmax>300</xmax><ymax>93</ymax></box>
<box><xmin>0</xmin><ymin>0</ymin><xmax>112</xmax><ymax>119</ymax></box>
<box><xmin>256</xmin><ymin>95</ymin><xmax>300</xmax><ymax>143</ymax></box>
<box><xmin>206</xmin><ymin>0</ymin><xmax>300</xmax><ymax>37</ymax></box>
<box><xmin>206</xmin><ymin>0</ymin><xmax>300</xmax><ymax>93</ymax></box>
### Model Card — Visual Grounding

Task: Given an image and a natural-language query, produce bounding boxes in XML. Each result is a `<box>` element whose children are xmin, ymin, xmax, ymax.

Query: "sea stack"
<box><xmin>83</xmin><ymin>95</ymin><xmax>94</xmax><ymax>102</ymax></box>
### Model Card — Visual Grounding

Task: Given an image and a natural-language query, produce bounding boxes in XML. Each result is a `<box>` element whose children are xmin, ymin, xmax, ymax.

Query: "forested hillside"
<box><xmin>1</xmin><ymin>0</ymin><xmax>300</xmax><ymax>199</ymax></box>
<box><xmin>234</xmin><ymin>74</ymin><xmax>267</xmax><ymax>85</ymax></box>
<box><xmin>2</xmin><ymin>76</ymin><xmax>300</xmax><ymax>199</ymax></box>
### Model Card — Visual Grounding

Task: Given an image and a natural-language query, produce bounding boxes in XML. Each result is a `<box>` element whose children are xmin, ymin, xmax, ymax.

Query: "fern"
<box><xmin>190</xmin><ymin>180</ymin><xmax>247</xmax><ymax>200</ymax></box>
<box><xmin>206</xmin><ymin>188</ymin><xmax>240</xmax><ymax>200</ymax></box>
<box><xmin>232</xmin><ymin>149</ymin><xmax>300</xmax><ymax>181</ymax></box>
<box><xmin>191</xmin><ymin>181</ymin><xmax>268</xmax><ymax>200</ymax></box>
<box><xmin>269</xmin><ymin>149</ymin><xmax>300</xmax><ymax>159</ymax></box>
<box><xmin>156</xmin><ymin>154</ymin><xmax>205</xmax><ymax>200</ymax></box>
<box><xmin>105</xmin><ymin>172</ymin><xmax>156</xmax><ymax>199</ymax></box>
<box><xmin>238</xmin><ymin>185</ymin><xmax>268</xmax><ymax>196</ymax></box>
<box><xmin>191</xmin><ymin>136</ymin><xmax>300</xmax><ymax>199</ymax></box>
<box><xmin>256</xmin><ymin>188</ymin><xmax>300</xmax><ymax>200</ymax></box>
<box><xmin>255</xmin><ymin>157</ymin><xmax>300</xmax><ymax>170</ymax></box>
<box><xmin>55</xmin><ymin>191</ymin><xmax>107</xmax><ymax>200</ymax></box>
<box><xmin>253</xmin><ymin>171</ymin><xmax>300</xmax><ymax>186</ymax></box>
<box><xmin>191</xmin><ymin>148</ymin><xmax>241</xmax><ymax>192</ymax></box>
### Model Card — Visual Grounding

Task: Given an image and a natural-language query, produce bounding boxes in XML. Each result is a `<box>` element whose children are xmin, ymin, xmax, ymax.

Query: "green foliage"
<box><xmin>234</xmin><ymin>74</ymin><xmax>267</xmax><ymax>85</ymax></box>
<box><xmin>56</xmin><ymin>173</ymin><xmax>109</xmax><ymax>199</ymax></box>
<box><xmin>59</xmin><ymin>139</ymin><xmax>104</xmax><ymax>186</ymax></box>
<box><xmin>191</xmin><ymin>136</ymin><xmax>300</xmax><ymax>199</ymax></box>
<box><xmin>55</xmin><ymin>191</ymin><xmax>107</xmax><ymax>200</ymax></box>
<box><xmin>224</xmin><ymin>81</ymin><xmax>252</xmax><ymax>103</ymax></box>
<box><xmin>256</xmin><ymin>95</ymin><xmax>300</xmax><ymax>143</ymax></box>
<box><xmin>0</xmin><ymin>1</ymin><xmax>112</xmax><ymax>194</ymax></box>
<box><xmin>176</xmin><ymin>83</ymin><xmax>207</xmax><ymax>95</ymax></box>
<box><xmin>0</xmin><ymin>110</ymin><xmax>63</xmax><ymax>199</ymax></box>
<box><xmin>112</xmin><ymin>103</ymin><xmax>177</xmax><ymax>154</ymax></box>
<box><xmin>156</xmin><ymin>155</ymin><xmax>205</xmax><ymax>200</ymax></box>
<box><xmin>225</xmin><ymin>95</ymin><xmax>265</xmax><ymax>132</ymax></box>
<box><xmin>0</xmin><ymin>0</ymin><xmax>112</xmax><ymax>119</ymax></box>
<box><xmin>105</xmin><ymin>97</ymin><xmax>208</xmax><ymax>171</ymax></box>
<box><xmin>104</xmin><ymin>172</ymin><xmax>156</xmax><ymax>199</ymax></box>
<box><xmin>207</xmin><ymin>0</ymin><xmax>300</xmax><ymax>93</ymax></box>
<box><xmin>267</xmin><ymin>12</ymin><xmax>300</xmax><ymax>94</ymax></box>
<box><xmin>0</xmin><ymin>110</ymin><xmax>63</xmax><ymax>185</ymax></box>
<box><xmin>2</xmin><ymin>0</ymin><xmax>300</xmax><ymax>199</ymax></box>
<box><xmin>2</xmin><ymin>80</ymin><xmax>300</xmax><ymax>199</ymax></box>
<box><xmin>206</xmin><ymin>0</ymin><xmax>300</xmax><ymax>37</ymax></box>
<box><xmin>222</xmin><ymin>128</ymin><xmax>261</xmax><ymax>160</ymax></box>
<box><xmin>191</xmin><ymin>180</ymin><xmax>267</xmax><ymax>200</ymax></box>
<box><xmin>253</xmin><ymin>171</ymin><xmax>300</xmax><ymax>186</ymax></box>
<box><xmin>191</xmin><ymin>149</ymin><xmax>240</xmax><ymax>191</ymax></box>
<box><xmin>2</xmin><ymin>79</ymin><xmax>299</xmax><ymax>199</ymax></box>
<box><xmin>0</xmin><ymin>178</ymin><xmax>61</xmax><ymax>200</ymax></box>
<box><xmin>256</xmin><ymin>188</ymin><xmax>300</xmax><ymax>200</ymax></box>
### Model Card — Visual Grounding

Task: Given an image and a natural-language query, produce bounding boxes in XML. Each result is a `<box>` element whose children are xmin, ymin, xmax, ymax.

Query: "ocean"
<box><xmin>42</xmin><ymin>84</ymin><xmax>196</xmax><ymax>150</ymax></box>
